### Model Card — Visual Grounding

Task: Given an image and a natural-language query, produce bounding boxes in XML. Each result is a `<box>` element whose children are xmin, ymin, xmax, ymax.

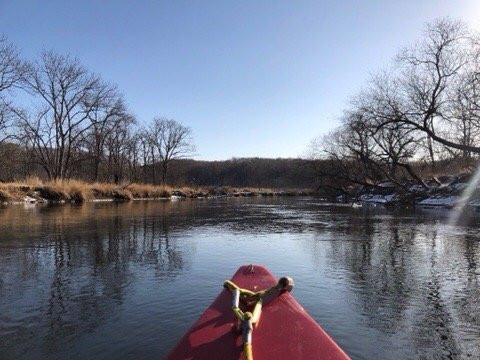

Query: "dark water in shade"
<box><xmin>0</xmin><ymin>198</ymin><xmax>479</xmax><ymax>360</ymax></box>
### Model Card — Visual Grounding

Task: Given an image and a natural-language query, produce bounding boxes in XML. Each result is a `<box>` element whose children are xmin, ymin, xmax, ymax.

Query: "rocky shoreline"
<box><xmin>341</xmin><ymin>174</ymin><xmax>479</xmax><ymax>209</ymax></box>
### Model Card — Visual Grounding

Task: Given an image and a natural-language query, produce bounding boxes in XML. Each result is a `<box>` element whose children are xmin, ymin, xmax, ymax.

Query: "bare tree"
<box><xmin>310</xmin><ymin>18</ymin><xmax>480</xmax><ymax>197</ymax></box>
<box><xmin>149</xmin><ymin>118</ymin><xmax>195</xmax><ymax>184</ymax></box>
<box><xmin>0</xmin><ymin>34</ymin><xmax>25</xmax><ymax>144</ymax></box>
<box><xmin>84</xmin><ymin>94</ymin><xmax>128</xmax><ymax>181</ymax></box>
<box><xmin>0</xmin><ymin>34</ymin><xmax>24</xmax><ymax>93</ymax></box>
<box><xmin>104</xmin><ymin>113</ymin><xmax>136</xmax><ymax>184</ymax></box>
<box><xmin>376</xmin><ymin>19</ymin><xmax>480</xmax><ymax>155</ymax></box>
<box><xmin>136</xmin><ymin>127</ymin><xmax>153</xmax><ymax>182</ymax></box>
<box><xmin>448</xmin><ymin>55</ymin><xmax>480</xmax><ymax>164</ymax></box>
<box><xmin>0</xmin><ymin>101</ymin><xmax>15</xmax><ymax>144</ymax></box>
<box><xmin>316</xmin><ymin>117</ymin><xmax>382</xmax><ymax>193</ymax></box>
<box><xmin>352</xmin><ymin>79</ymin><xmax>427</xmax><ymax>186</ymax></box>
<box><xmin>18</xmin><ymin>50</ymin><xmax>118</xmax><ymax>180</ymax></box>
<box><xmin>124</xmin><ymin>131</ymin><xmax>141</xmax><ymax>182</ymax></box>
<box><xmin>313</xmin><ymin>87</ymin><xmax>426</xmax><ymax>194</ymax></box>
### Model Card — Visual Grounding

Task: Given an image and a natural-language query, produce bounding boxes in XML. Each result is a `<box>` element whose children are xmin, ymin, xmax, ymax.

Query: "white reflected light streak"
<box><xmin>449</xmin><ymin>165</ymin><xmax>480</xmax><ymax>225</ymax></box>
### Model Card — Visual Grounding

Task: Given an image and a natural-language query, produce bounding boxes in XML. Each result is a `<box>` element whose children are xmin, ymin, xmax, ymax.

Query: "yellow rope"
<box><xmin>223</xmin><ymin>273</ymin><xmax>294</xmax><ymax>360</ymax></box>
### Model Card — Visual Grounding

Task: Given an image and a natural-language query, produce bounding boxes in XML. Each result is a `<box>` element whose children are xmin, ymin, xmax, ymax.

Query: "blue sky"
<box><xmin>1</xmin><ymin>1</ymin><xmax>480</xmax><ymax>160</ymax></box>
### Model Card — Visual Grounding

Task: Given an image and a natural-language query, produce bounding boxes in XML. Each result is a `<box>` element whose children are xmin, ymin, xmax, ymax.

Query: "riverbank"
<box><xmin>0</xmin><ymin>179</ymin><xmax>313</xmax><ymax>205</ymax></box>
<box><xmin>343</xmin><ymin>174</ymin><xmax>480</xmax><ymax>208</ymax></box>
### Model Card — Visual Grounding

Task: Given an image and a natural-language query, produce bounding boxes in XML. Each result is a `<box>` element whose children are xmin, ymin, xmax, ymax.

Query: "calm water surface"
<box><xmin>0</xmin><ymin>198</ymin><xmax>479</xmax><ymax>359</ymax></box>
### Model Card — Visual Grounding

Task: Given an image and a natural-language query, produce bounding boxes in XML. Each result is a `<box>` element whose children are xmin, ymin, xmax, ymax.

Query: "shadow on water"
<box><xmin>0</xmin><ymin>198</ymin><xmax>479</xmax><ymax>359</ymax></box>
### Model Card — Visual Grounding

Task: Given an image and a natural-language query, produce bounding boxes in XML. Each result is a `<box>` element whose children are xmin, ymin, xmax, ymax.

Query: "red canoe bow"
<box><xmin>167</xmin><ymin>264</ymin><xmax>350</xmax><ymax>360</ymax></box>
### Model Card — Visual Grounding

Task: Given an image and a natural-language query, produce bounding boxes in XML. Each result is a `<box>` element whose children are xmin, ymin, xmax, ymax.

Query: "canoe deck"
<box><xmin>167</xmin><ymin>264</ymin><xmax>350</xmax><ymax>360</ymax></box>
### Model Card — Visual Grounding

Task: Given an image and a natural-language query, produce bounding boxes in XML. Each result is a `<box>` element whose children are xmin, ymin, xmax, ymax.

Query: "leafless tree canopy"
<box><xmin>0</xmin><ymin>35</ymin><xmax>26</xmax><ymax>144</ymax></box>
<box><xmin>0</xmin><ymin>35</ymin><xmax>25</xmax><ymax>93</ymax></box>
<box><xmin>0</xmin><ymin>33</ymin><xmax>196</xmax><ymax>183</ymax></box>
<box><xmin>147</xmin><ymin>118</ymin><xmax>195</xmax><ymax>183</ymax></box>
<box><xmin>312</xmin><ymin>18</ymin><xmax>480</xmax><ymax>194</ymax></box>
<box><xmin>16</xmin><ymin>51</ymin><xmax>123</xmax><ymax>179</ymax></box>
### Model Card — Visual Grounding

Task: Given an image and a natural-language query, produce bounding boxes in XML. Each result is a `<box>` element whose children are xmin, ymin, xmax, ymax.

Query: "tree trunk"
<box><xmin>161</xmin><ymin>162</ymin><xmax>168</xmax><ymax>184</ymax></box>
<box><xmin>151</xmin><ymin>150</ymin><xmax>156</xmax><ymax>184</ymax></box>
<box><xmin>427</xmin><ymin>135</ymin><xmax>435</xmax><ymax>172</ymax></box>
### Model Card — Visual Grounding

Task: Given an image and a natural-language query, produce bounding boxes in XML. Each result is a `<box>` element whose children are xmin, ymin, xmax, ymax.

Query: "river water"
<box><xmin>0</xmin><ymin>198</ymin><xmax>479</xmax><ymax>359</ymax></box>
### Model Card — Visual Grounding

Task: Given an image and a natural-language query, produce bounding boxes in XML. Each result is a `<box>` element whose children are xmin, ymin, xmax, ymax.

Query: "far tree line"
<box><xmin>0</xmin><ymin>36</ymin><xmax>194</xmax><ymax>184</ymax></box>
<box><xmin>312</xmin><ymin>18</ymin><xmax>480</xmax><ymax>194</ymax></box>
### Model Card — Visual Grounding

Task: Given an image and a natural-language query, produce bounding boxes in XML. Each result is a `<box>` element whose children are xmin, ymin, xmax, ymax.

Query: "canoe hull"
<box><xmin>167</xmin><ymin>265</ymin><xmax>350</xmax><ymax>360</ymax></box>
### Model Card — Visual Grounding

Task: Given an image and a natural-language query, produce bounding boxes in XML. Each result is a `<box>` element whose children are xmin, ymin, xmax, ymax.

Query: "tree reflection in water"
<box><xmin>0</xmin><ymin>201</ymin><xmax>191</xmax><ymax>359</ymax></box>
<box><xmin>302</xmin><ymin>208</ymin><xmax>479</xmax><ymax>359</ymax></box>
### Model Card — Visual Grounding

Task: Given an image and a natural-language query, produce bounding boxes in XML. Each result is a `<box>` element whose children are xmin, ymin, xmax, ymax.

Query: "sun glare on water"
<box><xmin>449</xmin><ymin>165</ymin><xmax>480</xmax><ymax>226</ymax></box>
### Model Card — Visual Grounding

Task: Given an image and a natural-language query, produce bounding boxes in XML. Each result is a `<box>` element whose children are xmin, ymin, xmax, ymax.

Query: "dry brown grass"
<box><xmin>0</xmin><ymin>182</ymin><xmax>33</xmax><ymax>202</ymax></box>
<box><xmin>0</xmin><ymin>188</ymin><xmax>13</xmax><ymax>202</ymax></box>
<box><xmin>43</xmin><ymin>179</ymin><xmax>95</xmax><ymax>203</ymax></box>
<box><xmin>0</xmin><ymin>178</ymin><xmax>306</xmax><ymax>204</ymax></box>
<box><xmin>412</xmin><ymin>159</ymin><xmax>477</xmax><ymax>180</ymax></box>
<box><xmin>23</xmin><ymin>176</ymin><xmax>44</xmax><ymax>188</ymax></box>
<box><xmin>173</xmin><ymin>186</ymin><xmax>207</xmax><ymax>197</ymax></box>
<box><xmin>0</xmin><ymin>179</ymin><xmax>127</xmax><ymax>203</ymax></box>
<box><xmin>126</xmin><ymin>183</ymin><xmax>172</xmax><ymax>198</ymax></box>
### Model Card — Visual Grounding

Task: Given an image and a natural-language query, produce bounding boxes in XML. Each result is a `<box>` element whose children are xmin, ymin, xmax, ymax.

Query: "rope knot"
<box><xmin>224</xmin><ymin>273</ymin><xmax>294</xmax><ymax>360</ymax></box>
